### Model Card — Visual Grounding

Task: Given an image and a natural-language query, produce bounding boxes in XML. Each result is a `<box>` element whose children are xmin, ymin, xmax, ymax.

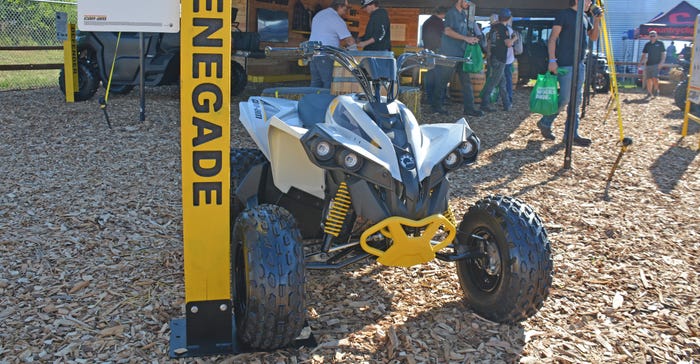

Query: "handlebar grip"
<box><xmin>264</xmin><ymin>46</ymin><xmax>302</xmax><ymax>57</ymax></box>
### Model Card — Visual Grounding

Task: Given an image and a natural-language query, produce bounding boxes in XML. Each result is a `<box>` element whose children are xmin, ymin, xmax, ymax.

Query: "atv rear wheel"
<box><xmin>59</xmin><ymin>60</ymin><xmax>99</xmax><ymax>101</ymax></box>
<box><xmin>230</xmin><ymin>148</ymin><xmax>266</xmax><ymax>224</ymax></box>
<box><xmin>456</xmin><ymin>195</ymin><xmax>552</xmax><ymax>323</ymax></box>
<box><xmin>231</xmin><ymin>61</ymin><xmax>247</xmax><ymax>96</ymax></box>
<box><xmin>230</xmin><ymin>204</ymin><xmax>306</xmax><ymax>350</ymax></box>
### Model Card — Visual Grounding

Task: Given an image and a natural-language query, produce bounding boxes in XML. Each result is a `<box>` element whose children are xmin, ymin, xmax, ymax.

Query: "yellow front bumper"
<box><xmin>359</xmin><ymin>214</ymin><xmax>456</xmax><ymax>267</ymax></box>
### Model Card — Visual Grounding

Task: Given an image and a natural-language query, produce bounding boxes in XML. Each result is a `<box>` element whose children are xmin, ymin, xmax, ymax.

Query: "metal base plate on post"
<box><xmin>169</xmin><ymin>300</ymin><xmax>317</xmax><ymax>358</ymax></box>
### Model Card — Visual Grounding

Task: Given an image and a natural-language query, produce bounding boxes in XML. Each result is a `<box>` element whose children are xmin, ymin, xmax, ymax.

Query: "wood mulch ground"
<box><xmin>0</xmin><ymin>82</ymin><xmax>698</xmax><ymax>363</ymax></box>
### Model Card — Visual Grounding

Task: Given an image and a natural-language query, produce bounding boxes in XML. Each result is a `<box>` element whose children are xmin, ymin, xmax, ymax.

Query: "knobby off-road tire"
<box><xmin>230</xmin><ymin>204</ymin><xmax>306</xmax><ymax>350</ymax></box>
<box><xmin>230</xmin><ymin>148</ymin><xmax>267</xmax><ymax>225</ymax></box>
<box><xmin>59</xmin><ymin>60</ymin><xmax>99</xmax><ymax>102</ymax></box>
<box><xmin>456</xmin><ymin>195</ymin><xmax>552</xmax><ymax>323</ymax></box>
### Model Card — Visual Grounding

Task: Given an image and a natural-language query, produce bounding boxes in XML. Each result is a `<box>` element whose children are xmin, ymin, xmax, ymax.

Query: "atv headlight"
<box><xmin>443</xmin><ymin>151</ymin><xmax>461</xmax><ymax>170</ymax></box>
<box><xmin>458</xmin><ymin>141</ymin><xmax>473</xmax><ymax>155</ymax></box>
<box><xmin>340</xmin><ymin>150</ymin><xmax>363</xmax><ymax>172</ymax></box>
<box><xmin>313</xmin><ymin>140</ymin><xmax>334</xmax><ymax>161</ymax></box>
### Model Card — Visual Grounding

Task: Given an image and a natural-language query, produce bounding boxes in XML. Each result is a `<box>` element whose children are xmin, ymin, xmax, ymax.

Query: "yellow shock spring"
<box><xmin>444</xmin><ymin>206</ymin><xmax>456</xmax><ymax>227</ymax></box>
<box><xmin>324</xmin><ymin>182</ymin><xmax>352</xmax><ymax>237</ymax></box>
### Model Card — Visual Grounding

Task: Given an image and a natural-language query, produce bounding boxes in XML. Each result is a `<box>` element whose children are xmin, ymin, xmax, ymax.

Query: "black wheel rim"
<box><xmin>466</xmin><ymin>227</ymin><xmax>502</xmax><ymax>292</ymax></box>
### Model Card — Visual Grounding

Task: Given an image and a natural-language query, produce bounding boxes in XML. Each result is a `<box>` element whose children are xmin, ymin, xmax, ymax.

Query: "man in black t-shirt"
<box><xmin>639</xmin><ymin>31</ymin><xmax>666</xmax><ymax>98</ymax></box>
<box><xmin>480</xmin><ymin>8</ymin><xmax>516</xmax><ymax>112</ymax></box>
<box><xmin>357</xmin><ymin>0</ymin><xmax>391</xmax><ymax>51</ymax></box>
<box><xmin>535</xmin><ymin>0</ymin><xmax>601</xmax><ymax>147</ymax></box>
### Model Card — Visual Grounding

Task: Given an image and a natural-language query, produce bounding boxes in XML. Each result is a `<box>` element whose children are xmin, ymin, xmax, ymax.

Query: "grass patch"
<box><xmin>0</xmin><ymin>50</ymin><xmax>64</xmax><ymax>90</ymax></box>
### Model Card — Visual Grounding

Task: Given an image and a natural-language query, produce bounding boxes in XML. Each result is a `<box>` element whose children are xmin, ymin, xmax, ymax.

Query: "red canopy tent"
<box><xmin>638</xmin><ymin>1</ymin><xmax>699</xmax><ymax>40</ymax></box>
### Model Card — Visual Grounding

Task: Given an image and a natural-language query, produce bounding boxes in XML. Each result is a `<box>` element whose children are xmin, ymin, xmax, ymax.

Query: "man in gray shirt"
<box><xmin>309</xmin><ymin>0</ymin><xmax>356</xmax><ymax>88</ymax></box>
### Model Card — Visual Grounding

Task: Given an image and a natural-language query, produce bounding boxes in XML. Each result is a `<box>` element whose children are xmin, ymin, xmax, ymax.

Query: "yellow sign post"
<box><xmin>170</xmin><ymin>0</ymin><xmax>235</xmax><ymax>357</ymax></box>
<box><xmin>62</xmin><ymin>23</ymin><xmax>77</xmax><ymax>103</ymax></box>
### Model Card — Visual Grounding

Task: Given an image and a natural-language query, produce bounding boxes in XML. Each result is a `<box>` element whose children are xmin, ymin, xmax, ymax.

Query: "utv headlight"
<box><xmin>313</xmin><ymin>140</ymin><xmax>334</xmax><ymax>161</ymax></box>
<box><xmin>340</xmin><ymin>150</ymin><xmax>363</xmax><ymax>172</ymax></box>
<box><xmin>443</xmin><ymin>151</ymin><xmax>461</xmax><ymax>170</ymax></box>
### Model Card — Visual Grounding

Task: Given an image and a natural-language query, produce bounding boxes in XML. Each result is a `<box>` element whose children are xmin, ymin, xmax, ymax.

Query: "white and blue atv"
<box><xmin>231</xmin><ymin>41</ymin><xmax>552</xmax><ymax>350</ymax></box>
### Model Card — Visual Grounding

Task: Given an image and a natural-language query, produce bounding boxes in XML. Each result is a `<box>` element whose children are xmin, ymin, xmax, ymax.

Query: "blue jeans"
<box><xmin>424</xmin><ymin>67</ymin><xmax>442</xmax><ymax>105</ymax></box>
<box><xmin>504</xmin><ymin>63</ymin><xmax>513</xmax><ymax>105</ymax></box>
<box><xmin>310</xmin><ymin>55</ymin><xmax>333</xmax><ymax>89</ymax></box>
<box><xmin>434</xmin><ymin>64</ymin><xmax>477</xmax><ymax>113</ymax></box>
<box><xmin>538</xmin><ymin>62</ymin><xmax>586</xmax><ymax>138</ymax></box>
<box><xmin>480</xmin><ymin>58</ymin><xmax>508</xmax><ymax>109</ymax></box>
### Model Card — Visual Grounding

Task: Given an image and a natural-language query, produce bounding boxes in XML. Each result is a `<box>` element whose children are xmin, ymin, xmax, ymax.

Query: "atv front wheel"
<box><xmin>456</xmin><ymin>195</ymin><xmax>552</xmax><ymax>323</ymax></box>
<box><xmin>59</xmin><ymin>60</ymin><xmax>99</xmax><ymax>101</ymax></box>
<box><xmin>231</xmin><ymin>204</ymin><xmax>306</xmax><ymax>350</ymax></box>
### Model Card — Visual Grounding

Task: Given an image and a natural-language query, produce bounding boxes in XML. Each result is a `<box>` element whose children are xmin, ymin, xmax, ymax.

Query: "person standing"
<box><xmin>666</xmin><ymin>41</ymin><xmax>677</xmax><ymax>64</ymax></box>
<box><xmin>432</xmin><ymin>0</ymin><xmax>484</xmax><ymax>117</ymax></box>
<box><xmin>357</xmin><ymin>0</ymin><xmax>391</xmax><ymax>51</ymax></box>
<box><xmin>639</xmin><ymin>30</ymin><xmax>666</xmax><ymax>98</ymax></box>
<box><xmin>308</xmin><ymin>0</ymin><xmax>356</xmax><ymax>88</ymax></box>
<box><xmin>504</xmin><ymin>18</ymin><xmax>521</xmax><ymax>108</ymax></box>
<box><xmin>535</xmin><ymin>0</ymin><xmax>601</xmax><ymax>147</ymax></box>
<box><xmin>480</xmin><ymin>8</ymin><xmax>515</xmax><ymax>112</ymax></box>
<box><xmin>421</xmin><ymin>6</ymin><xmax>447</xmax><ymax>107</ymax></box>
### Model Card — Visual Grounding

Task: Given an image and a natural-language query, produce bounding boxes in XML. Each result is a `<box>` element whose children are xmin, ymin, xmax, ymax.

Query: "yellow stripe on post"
<box><xmin>181</xmin><ymin>0</ymin><xmax>232</xmax><ymax>303</ymax></box>
<box><xmin>63</xmin><ymin>23</ymin><xmax>77</xmax><ymax>102</ymax></box>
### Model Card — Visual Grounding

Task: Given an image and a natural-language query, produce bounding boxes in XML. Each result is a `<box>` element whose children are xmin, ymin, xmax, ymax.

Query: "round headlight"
<box><xmin>341</xmin><ymin>150</ymin><xmax>363</xmax><ymax>171</ymax></box>
<box><xmin>458</xmin><ymin>141</ymin><xmax>473</xmax><ymax>155</ymax></box>
<box><xmin>443</xmin><ymin>151</ymin><xmax>461</xmax><ymax>169</ymax></box>
<box><xmin>314</xmin><ymin>140</ymin><xmax>334</xmax><ymax>161</ymax></box>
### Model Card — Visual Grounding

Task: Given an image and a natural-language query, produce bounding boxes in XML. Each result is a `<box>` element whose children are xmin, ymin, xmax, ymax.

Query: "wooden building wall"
<box><xmin>239</xmin><ymin>0</ymin><xmax>422</xmax><ymax>77</ymax></box>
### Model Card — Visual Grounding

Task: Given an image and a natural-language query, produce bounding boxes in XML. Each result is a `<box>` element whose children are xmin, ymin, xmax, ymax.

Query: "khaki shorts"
<box><xmin>644</xmin><ymin>64</ymin><xmax>660</xmax><ymax>79</ymax></box>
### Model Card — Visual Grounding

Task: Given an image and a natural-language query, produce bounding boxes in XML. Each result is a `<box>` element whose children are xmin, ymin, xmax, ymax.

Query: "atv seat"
<box><xmin>298</xmin><ymin>93</ymin><xmax>336</xmax><ymax>129</ymax></box>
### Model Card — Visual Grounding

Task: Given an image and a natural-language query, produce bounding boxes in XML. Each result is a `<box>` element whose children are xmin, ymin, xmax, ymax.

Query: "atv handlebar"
<box><xmin>265</xmin><ymin>41</ymin><xmax>469</xmax><ymax>103</ymax></box>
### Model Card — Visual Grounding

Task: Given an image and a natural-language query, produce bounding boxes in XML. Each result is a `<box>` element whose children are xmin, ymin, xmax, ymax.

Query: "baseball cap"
<box><xmin>498</xmin><ymin>8</ymin><xmax>512</xmax><ymax>21</ymax></box>
<box><xmin>649</xmin><ymin>30</ymin><xmax>657</xmax><ymax>36</ymax></box>
<box><xmin>361</xmin><ymin>0</ymin><xmax>375</xmax><ymax>8</ymax></box>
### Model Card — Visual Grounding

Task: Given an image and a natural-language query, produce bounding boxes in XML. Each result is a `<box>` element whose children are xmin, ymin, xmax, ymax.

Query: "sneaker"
<box><xmin>481</xmin><ymin>105</ymin><xmax>496</xmax><ymax>113</ymax></box>
<box><xmin>465</xmin><ymin>109</ymin><xmax>484</xmax><ymax>117</ymax></box>
<box><xmin>503</xmin><ymin>104</ymin><xmax>512</xmax><ymax>112</ymax></box>
<box><xmin>644</xmin><ymin>93</ymin><xmax>652</xmax><ymax>99</ymax></box>
<box><xmin>536</xmin><ymin>120</ymin><xmax>555</xmax><ymax>140</ymax></box>
<box><xmin>573</xmin><ymin>136</ymin><xmax>592</xmax><ymax>147</ymax></box>
<box><xmin>654</xmin><ymin>89</ymin><xmax>660</xmax><ymax>97</ymax></box>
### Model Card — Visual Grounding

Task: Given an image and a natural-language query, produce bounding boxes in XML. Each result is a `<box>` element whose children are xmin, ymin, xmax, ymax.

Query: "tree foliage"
<box><xmin>0</xmin><ymin>0</ymin><xmax>77</xmax><ymax>46</ymax></box>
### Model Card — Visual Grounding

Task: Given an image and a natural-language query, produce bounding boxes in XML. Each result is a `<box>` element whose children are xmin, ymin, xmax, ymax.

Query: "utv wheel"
<box><xmin>231</xmin><ymin>61</ymin><xmax>248</xmax><ymax>96</ymax></box>
<box><xmin>231</xmin><ymin>204</ymin><xmax>306</xmax><ymax>350</ymax></box>
<box><xmin>456</xmin><ymin>195</ymin><xmax>552</xmax><ymax>323</ymax></box>
<box><xmin>230</xmin><ymin>148</ymin><xmax>267</xmax><ymax>224</ymax></box>
<box><xmin>593</xmin><ymin>72</ymin><xmax>610</xmax><ymax>93</ymax></box>
<box><xmin>59</xmin><ymin>60</ymin><xmax>99</xmax><ymax>101</ymax></box>
<box><xmin>107</xmin><ymin>84</ymin><xmax>134</xmax><ymax>95</ymax></box>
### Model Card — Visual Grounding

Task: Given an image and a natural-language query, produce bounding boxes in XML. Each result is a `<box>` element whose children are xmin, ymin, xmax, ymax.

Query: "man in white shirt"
<box><xmin>309</xmin><ymin>0</ymin><xmax>356</xmax><ymax>88</ymax></box>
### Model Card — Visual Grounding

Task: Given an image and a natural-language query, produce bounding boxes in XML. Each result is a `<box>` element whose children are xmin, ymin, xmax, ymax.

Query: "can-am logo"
<box><xmin>399</xmin><ymin>154</ymin><xmax>416</xmax><ymax>170</ymax></box>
